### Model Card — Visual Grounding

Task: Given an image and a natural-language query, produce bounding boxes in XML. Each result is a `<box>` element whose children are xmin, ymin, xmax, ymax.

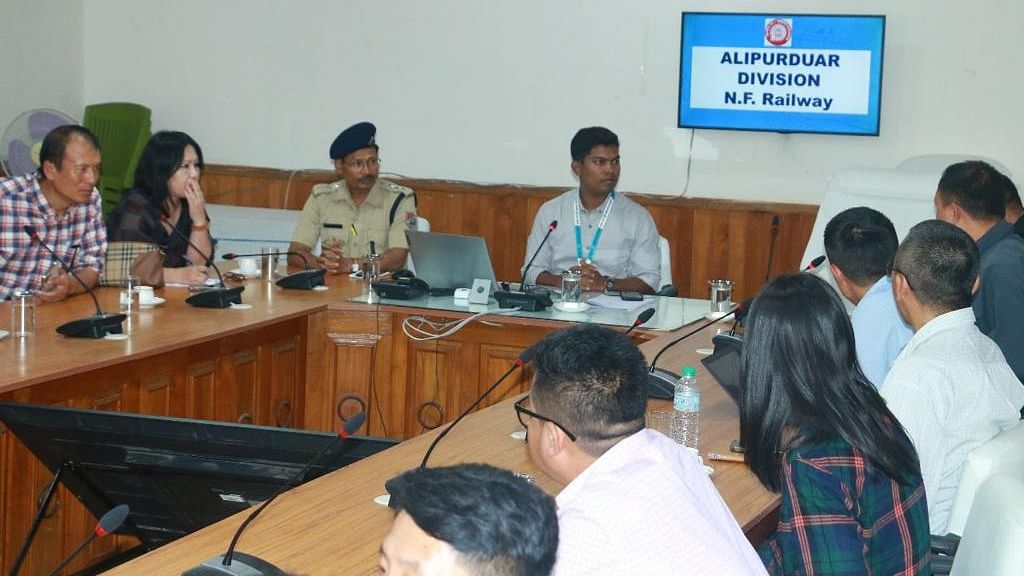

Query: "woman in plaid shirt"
<box><xmin>739</xmin><ymin>273</ymin><xmax>930</xmax><ymax>575</ymax></box>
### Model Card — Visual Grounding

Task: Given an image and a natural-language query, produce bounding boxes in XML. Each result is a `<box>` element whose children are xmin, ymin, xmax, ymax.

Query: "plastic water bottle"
<box><xmin>671</xmin><ymin>365</ymin><xmax>701</xmax><ymax>450</ymax></box>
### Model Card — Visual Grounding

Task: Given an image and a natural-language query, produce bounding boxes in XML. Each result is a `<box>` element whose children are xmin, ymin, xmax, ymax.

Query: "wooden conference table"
<box><xmin>0</xmin><ymin>274</ymin><xmax>777</xmax><ymax>575</ymax></box>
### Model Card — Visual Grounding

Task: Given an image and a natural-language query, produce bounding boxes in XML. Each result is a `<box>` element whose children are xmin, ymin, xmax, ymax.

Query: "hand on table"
<box><xmin>571</xmin><ymin>262</ymin><xmax>609</xmax><ymax>292</ymax></box>
<box><xmin>37</xmin><ymin>267</ymin><xmax>70</xmax><ymax>302</ymax></box>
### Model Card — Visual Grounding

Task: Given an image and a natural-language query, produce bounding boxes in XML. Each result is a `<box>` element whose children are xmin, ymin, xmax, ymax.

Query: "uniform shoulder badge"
<box><xmin>405</xmin><ymin>211</ymin><xmax>419</xmax><ymax>230</ymax></box>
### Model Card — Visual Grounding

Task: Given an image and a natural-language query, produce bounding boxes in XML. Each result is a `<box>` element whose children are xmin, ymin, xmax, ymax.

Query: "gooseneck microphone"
<box><xmin>23</xmin><ymin>226</ymin><xmax>126</xmax><ymax>338</ymax></box>
<box><xmin>520</xmin><ymin>220</ymin><xmax>558</xmax><ymax>289</ymax></box>
<box><xmin>624</xmin><ymin>307</ymin><xmax>657</xmax><ymax>335</ymax></box>
<box><xmin>185</xmin><ymin>413</ymin><xmax>367</xmax><ymax>576</ymax></box>
<box><xmin>222</xmin><ymin>252</ymin><xmax>326</xmax><ymax>290</ymax></box>
<box><xmin>160</xmin><ymin>215</ymin><xmax>244</xmax><ymax>308</ymax></box>
<box><xmin>47</xmin><ymin>504</ymin><xmax>129</xmax><ymax>576</ymax></box>
<box><xmin>495</xmin><ymin>220</ymin><xmax>557</xmax><ymax>311</ymax></box>
<box><xmin>646</xmin><ymin>302</ymin><xmax>745</xmax><ymax>399</ymax></box>
<box><xmin>804</xmin><ymin>254</ymin><xmax>826</xmax><ymax>271</ymax></box>
<box><xmin>419</xmin><ymin>346</ymin><xmax>536</xmax><ymax>469</ymax></box>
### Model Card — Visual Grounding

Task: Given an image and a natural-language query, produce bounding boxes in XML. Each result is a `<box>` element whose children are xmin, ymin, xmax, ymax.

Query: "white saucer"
<box><xmin>230</xmin><ymin>268</ymin><xmax>261</xmax><ymax>279</ymax></box>
<box><xmin>104</xmin><ymin>333</ymin><xmax>129</xmax><ymax>341</ymax></box>
<box><xmin>510</xmin><ymin>430</ymin><xmax>527</xmax><ymax>441</ymax></box>
<box><xmin>0</xmin><ymin>329</ymin><xmax>8</xmax><ymax>340</ymax></box>
<box><xmin>704</xmin><ymin>311</ymin><xmax>730</xmax><ymax>321</ymax></box>
<box><xmin>554</xmin><ymin>301</ymin><xmax>590</xmax><ymax>313</ymax></box>
<box><xmin>312</xmin><ymin>285</ymin><xmax>329</xmax><ymax>292</ymax></box>
<box><xmin>230</xmin><ymin>303</ymin><xmax>253</xmax><ymax>310</ymax></box>
<box><xmin>139</xmin><ymin>297</ymin><xmax>165</xmax><ymax>308</ymax></box>
<box><xmin>373</xmin><ymin>494</ymin><xmax>391</xmax><ymax>507</ymax></box>
<box><xmin>704</xmin><ymin>465</ymin><xmax>714</xmax><ymax>476</ymax></box>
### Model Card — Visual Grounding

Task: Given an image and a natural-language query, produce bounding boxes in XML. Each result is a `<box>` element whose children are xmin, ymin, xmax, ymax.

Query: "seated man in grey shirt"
<box><xmin>521</xmin><ymin>127</ymin><xmax>661</xmax><ymax>294</ymax></box>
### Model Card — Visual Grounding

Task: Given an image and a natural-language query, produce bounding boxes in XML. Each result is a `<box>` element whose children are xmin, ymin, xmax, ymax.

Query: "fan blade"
<box><xmin>6</xmin><ymin>140</ymin><xmax>35</xmax><ymax>175</ymax></box>
<box><xmin>28</xmin><ymin>110</ymin><xmax>70</xmax><ymax>141</ymax></box>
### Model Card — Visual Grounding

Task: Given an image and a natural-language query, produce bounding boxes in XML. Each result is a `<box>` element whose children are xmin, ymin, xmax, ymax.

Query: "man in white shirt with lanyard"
<box><xmin>521</xmin><ymin>127</ymin><xmax>662</xmax><ymax>294</ymax></box>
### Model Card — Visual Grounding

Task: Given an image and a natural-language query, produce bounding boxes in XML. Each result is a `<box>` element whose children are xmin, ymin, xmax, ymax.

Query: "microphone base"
<box><xmin>186</xmin><ymin>286</ymin><xmax>245</xmax><ymax>309</ymax></box>
<box><xmin>647</xmin><ymin>367</ymin><xmax>678</xmax><ymax>400</ymax></box>
<box><xmin>494</xmin><ymin>290</ymin><xmax>552</xmax><ymax>311</ymax></box>
<box><xmin>275</xmin><ymin>269</ymin><xmax>326</xmax><ymax>290</ymax></box>
<box><xmin>56</xmin><ymin>313</ymin><xmax>127</xmax><ymax>339</ymax></box>
<box><xmin>183</xmin><ymin>552</ymin><xmax>288</xmax><ymax>576</ymax></box>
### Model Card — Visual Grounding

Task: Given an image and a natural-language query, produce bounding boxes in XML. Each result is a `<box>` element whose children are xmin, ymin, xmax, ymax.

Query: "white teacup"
<box><xmin>238</xmin><ymin>257</ymin><xmax>259</xmax><ymax>275</ymax></box>
<box><xmin>137</xmin><ymin>286</ymin><xmax>156</xmax><ymax>305</ymax></box>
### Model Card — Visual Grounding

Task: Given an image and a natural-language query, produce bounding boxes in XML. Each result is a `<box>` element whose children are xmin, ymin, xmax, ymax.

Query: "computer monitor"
<box><xmin>406</xmin><ymin>230</ymin><xmax>498</xmax><ymax>292</ymax></box>
<box><xmin>0</xmin><ymin>403</ymin><xmax>398</xmax><ymax>549</ymax></box>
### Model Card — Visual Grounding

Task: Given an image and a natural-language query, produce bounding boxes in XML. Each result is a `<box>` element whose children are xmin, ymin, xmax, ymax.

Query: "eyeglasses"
<box><xmin>343</xmin><ymin>157</ymin><xmax>381</xmax><ymax>170</ymax></box>
<box><xmin>514</xmin><ymin>396</ymin><xmax>577</xmax><ymax>442</ymax></box>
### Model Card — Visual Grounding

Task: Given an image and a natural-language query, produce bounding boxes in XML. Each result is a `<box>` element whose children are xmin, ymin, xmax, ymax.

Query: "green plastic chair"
<box><xmin>83</xmin><ymin>102</ymin><xmax>151</xmax><ymax>215</ymax></box>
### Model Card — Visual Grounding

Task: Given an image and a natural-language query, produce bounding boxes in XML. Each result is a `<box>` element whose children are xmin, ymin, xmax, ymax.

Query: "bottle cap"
<box><xmin>681</xmin><ymin>365</ymin><xmax>696</xmax><ymax>377</ymax></box>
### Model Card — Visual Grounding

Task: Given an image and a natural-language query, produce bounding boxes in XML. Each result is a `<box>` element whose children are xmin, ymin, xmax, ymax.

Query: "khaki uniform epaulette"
<box><xmin>310</xmin><ymin>182</ymin><xmax>340</xmax><ymax>198</ymax></box>
<box><xmin>380</xmin><ymin>180</ymin><xmax>413</xmax><ymax>197</ymax></box>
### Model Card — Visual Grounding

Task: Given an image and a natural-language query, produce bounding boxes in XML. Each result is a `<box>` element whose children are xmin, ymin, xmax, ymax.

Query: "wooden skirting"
<box><xmin>201</xmin><ymin>164</ymin><xmax>819</xmax><ymax>301</ymax></box>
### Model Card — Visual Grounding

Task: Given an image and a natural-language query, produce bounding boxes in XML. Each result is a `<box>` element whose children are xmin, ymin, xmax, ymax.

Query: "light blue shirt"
<box><xmin>852</xmin><ymin>276</ymin><xmax>913</xmax><ymax>388</ymax></box>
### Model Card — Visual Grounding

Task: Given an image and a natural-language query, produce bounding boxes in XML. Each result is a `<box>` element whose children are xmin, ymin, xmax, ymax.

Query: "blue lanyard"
<box><xmin>574</xmin><ymin>191</ymin><xmax>615</xmax><ymax>265</ymax></box>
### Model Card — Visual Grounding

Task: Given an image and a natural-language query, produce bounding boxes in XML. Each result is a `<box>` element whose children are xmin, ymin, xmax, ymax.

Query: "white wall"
<box><xmin>9</xmin><ymin>1</ymin><xmax>1020</xmax><ymax>203</ymax></box>
<box><xmin>0</xmin><ymin>1</ymin><xmax>83</xmax><ymax>136</ymax></box>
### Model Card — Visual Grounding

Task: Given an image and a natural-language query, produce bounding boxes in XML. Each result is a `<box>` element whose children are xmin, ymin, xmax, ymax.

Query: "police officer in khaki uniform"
<box><xmin>289</xmin><ymin>122</ymin><xmax>417</xmax><ymax>274</ymax></box>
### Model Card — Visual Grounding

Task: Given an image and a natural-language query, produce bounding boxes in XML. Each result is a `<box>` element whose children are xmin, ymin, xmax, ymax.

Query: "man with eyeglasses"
<box><xmin>519</xmin><ymin>323</ymin><xmax>765</xmax><ymax>575</ymax></box>
<box><xmin>289</xmin><ymin>121</ymin><xmax>417</xmax><ymax>274</ymax></box>
<box><xmin>520</xmin><ymin>126</ymin><xmax>661</xmax><ymax>294</ymax></box>
<box><xmin>0</xmin><ymin>125</ymin><xmax>106</xmax><ymax>302</ymax></box>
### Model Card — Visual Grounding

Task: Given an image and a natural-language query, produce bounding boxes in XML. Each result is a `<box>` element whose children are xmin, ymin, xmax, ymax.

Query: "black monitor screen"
<box><xmin>0</xmin><ymin>403</ymin><xmax>398</xmax><ymax>549</ymax></box>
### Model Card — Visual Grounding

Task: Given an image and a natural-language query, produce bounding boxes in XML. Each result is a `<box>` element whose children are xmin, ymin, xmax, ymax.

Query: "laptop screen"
<box><xmin>406</xmin><ymin>230</ymin><xmax>498</xmax><ymax>291</ymax></box>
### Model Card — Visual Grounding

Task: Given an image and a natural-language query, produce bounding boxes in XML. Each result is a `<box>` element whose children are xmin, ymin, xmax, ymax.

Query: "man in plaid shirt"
<box><xmin>0</xmin><ymin>125</ymin><xmax>106</xmax><ymax>302</ymax></box>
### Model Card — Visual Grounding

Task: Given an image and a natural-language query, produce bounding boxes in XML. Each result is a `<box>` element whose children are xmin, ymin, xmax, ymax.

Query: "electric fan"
<box><xmin>0</xmin><ymin>108</ymin><xmax>78</xmax><ymax>176</ymax></box>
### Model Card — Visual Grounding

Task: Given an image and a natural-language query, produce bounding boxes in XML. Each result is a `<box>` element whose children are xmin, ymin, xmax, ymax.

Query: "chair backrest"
<box><xmin>658</xmin><ymin>236</ymin><xmax>672</xmax><ymax>290</ymax></box>
<box><xmin>83</xmin><ymin>102</ymin><xmax>152</xmax><ymax>193</ymax></box>
<box><xmin>406</xmin><ymin>217</ymin><xmax>430</xmax><ymax>273</ymax></box>
<box><xmin>949</xmin><ymin>474</ymin><xmax>1024</xmax><ymax>575</ymax></box>
<box><xmin>947</xmin><ymin>421</ymin><xmax>1024</xmax><ymax>536</ymax></box>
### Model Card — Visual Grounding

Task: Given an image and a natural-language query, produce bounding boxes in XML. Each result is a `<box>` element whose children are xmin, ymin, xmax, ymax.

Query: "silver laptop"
<box><xmin>406</xmin><ymin>230</ymin><xmax>498</xmax><ymax>293</ymax></box>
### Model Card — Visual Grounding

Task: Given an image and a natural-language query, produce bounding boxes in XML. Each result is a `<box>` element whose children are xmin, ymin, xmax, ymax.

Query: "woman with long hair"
<box><xmin>740</xmin><ymin>273</ymin><xmax>929</xmax><ymax>574</ymax></box>
<box><xmin>107</xmin><ymin>131</ymin><xmax>211</xmax><ymax>285</ymax></box>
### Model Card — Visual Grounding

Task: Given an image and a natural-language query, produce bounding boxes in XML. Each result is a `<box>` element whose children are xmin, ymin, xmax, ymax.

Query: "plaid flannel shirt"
<box><xmin>0</xmin><ymin>173</ymin><xmax>107</xmax><ymax>300</ymax></box>
<box><xmin>759</xmin><ymin>435</ymin><xmax>930</xmax><ymax>575</ymax></box>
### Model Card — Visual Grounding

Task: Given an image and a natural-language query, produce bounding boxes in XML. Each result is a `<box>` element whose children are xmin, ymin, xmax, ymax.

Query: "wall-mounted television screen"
<box><xmin>678</xmin><ymin>12</ymin><xmax>885</xmax><ymax>136</ymax></box>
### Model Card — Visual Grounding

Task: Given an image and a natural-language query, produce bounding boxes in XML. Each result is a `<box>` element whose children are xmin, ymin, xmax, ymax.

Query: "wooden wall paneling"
<box><xmin>477</xmin><ymin>344</ymin><xmax>534</xmax><ymax>409</ymax></box>
<box><xmin>322</xmin><ymin>308</ymin><xmax>395</xmax><ymax>437</ymax></box>
<box><xmin>186</xmin><ymin>360</ymin><xmax>218</xmax><ymax>422</ymax></box>
<box><xmin>222</xmin><ymin>349</ymin><xmax>259</xmax><ymax>424</ymax></box>
<box><xmin>264</xmin><ymin>335</ymin><xmax>302</xmax><ymax>428</ymax></box>
<box><xmin>405</xmin><ymin>338</ymin><xmax>458</xmax><ymax>437</ymax></box>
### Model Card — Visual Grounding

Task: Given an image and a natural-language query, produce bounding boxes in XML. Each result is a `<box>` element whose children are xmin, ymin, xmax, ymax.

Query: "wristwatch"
<box><xmin>605</xmin><ymin>277</ymin><xmax>616</xmax><ymax>292</ymax></box>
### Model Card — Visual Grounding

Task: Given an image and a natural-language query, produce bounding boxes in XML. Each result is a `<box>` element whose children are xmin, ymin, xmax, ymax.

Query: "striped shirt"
<box><xmin>759</xmin><ymin>434</ymin><xmax>930</xmax><ymax>575</ymax></box>
<box><xmin>0</xmin><ymin>173</ymin><xmax>107</xmax><ymax>300</ymax></box>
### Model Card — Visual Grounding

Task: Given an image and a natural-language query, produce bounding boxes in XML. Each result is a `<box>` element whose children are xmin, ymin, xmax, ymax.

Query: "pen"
<box><xmin>323</xmin><ymin>223</ymin><xmax>344</xmax><ymax>229</ymax></box>
<box><xmin>706</xmin><ymin>452</ymin><xmax>746</xmax><ymax>463</ymax></box>
<box><xmin>350</xmin><ymin>224</ymin><xmax>357</xmax><ymax>237</ymax></box>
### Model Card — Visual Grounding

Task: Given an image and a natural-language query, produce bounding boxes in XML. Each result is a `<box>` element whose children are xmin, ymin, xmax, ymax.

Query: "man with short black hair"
<box><xmin>521</xmin><ymin>127</ymin><xmax>661</xmax><ymax>294</ymax></box>
<box><xmin>999</xmin><ymin>171</ymin><xmax>1024</xmax><ymax>237</ymax></box>
<box><xmin>289</xmin><ymin>121</ymin><xmax>417</xmax><ymax>274</ymax></box>
<box><xmin>823</xmin><ymin>206</ymin><xmax>912</xmax><ymax>386</ymax></box>
<box><xmin>883</xmin><ymin>219</ymin><xmax>1024</xmax><ymax>534</ymax></box>
<box><xmin>380</xmin><ymin>463</ymin><xmax>558</xmax><ymax>576</ymax></box>
<box><xmin>0</xmin><ymin>125</ymin><xmax>106</xmax><ymax>301</ymax></box>
<box><xmin>521</xmin><ymin>324</ymin><xmax>764</xmax><ymax>575</ymax></box>
<box><xmin>935</xmin><ymin>160</ymin><xmax>1024</xmax><ymax>382</ymax></box>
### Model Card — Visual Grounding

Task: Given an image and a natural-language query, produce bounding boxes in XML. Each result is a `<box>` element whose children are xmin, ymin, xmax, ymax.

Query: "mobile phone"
<box><xmin>620</xmin><ymin>291</ymin><xmax>643</xmax><ymax>301</ymax></box>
